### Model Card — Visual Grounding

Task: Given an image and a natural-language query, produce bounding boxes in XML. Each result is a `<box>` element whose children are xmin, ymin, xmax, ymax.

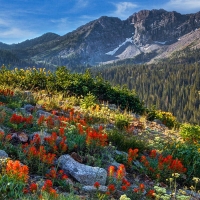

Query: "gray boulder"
<box><xmin>58</xmin><ymin>155</ymin><xmax>107</xmax><ymax>186</ymax></box>
<box><xmin>0</xmin><ymin>150</ymin><xmax>8</xmax><ymax>158</ymax></box>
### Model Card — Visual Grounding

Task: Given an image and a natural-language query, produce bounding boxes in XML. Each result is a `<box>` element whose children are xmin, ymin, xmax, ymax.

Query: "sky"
<box><xmin>0</xmin><ymin>0</ymin><xmax>200</xmax><ymax>44</ymax></box>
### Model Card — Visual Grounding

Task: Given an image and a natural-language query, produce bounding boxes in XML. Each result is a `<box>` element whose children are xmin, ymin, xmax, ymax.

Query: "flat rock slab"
<box><xmin>58</xmin><ymin>155</ymin><xmax>107</xmax><ymax>186</ymax></box>
<box><xmin>82</xmin><ymin>185</ymin><xmax>107</xmax><ymax>193</ymax></box>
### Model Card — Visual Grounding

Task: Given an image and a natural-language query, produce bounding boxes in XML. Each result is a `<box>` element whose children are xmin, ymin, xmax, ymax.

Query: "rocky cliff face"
<box><xmin>130</xmin><ymin>9</ymin><xmax>200</xmax><ymax>45</ymax></box>
<box><xmin>1</xmin><ymin>9</ymin><xmax>200</xmax><ymax>68</ymax></box>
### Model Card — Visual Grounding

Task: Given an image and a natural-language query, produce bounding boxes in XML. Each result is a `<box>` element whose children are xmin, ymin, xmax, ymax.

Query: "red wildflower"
<box><xmin>29</xmin><ymin>182</ymin><xmax>38</xmax><ymax>193</ymax></box>
<box><xmin>121</xmin><ymin>185</ymin><xmax>127</xmax><ymax>191</ymax></box>
<box><xmin>116</xmin><ymin>164</ymin><xmax>126</xmax><ymax>180</ymax></box>
<box><xmin>107</xmin><ymin>184</ymin><xmax>115</xmax><ymax>193</ymax></box>
<box><xmin>146</xmin><ymin>189</ymin><xmax>155</xmax><ymax>198</ymax></box>
<box><xmin>94</xmin><ymin>182</ymin><xmax>100</xmax><ymax>189</ymax></box>
<box><xmin>62</xmin><ymin>174</ymin><xmax>68</xmax><ymax>180</ymax></box>
<box><xmin>127</xmin><ymin>148</ymin><xmax>139</xmax><ymax>165</ymax></box>
<box><xmin>150</xmin><ymin>149</ymin><xmax>157</xmax><ymax>158</ymax></box>
<box><xmin>139</xmin><ymin>183</ymin><xmax>145</xmax><ymax>192</ymax></box>
<box><xmin>108</xmin><ymin>165</ymin><xmax>115</xmax><ymax>177</ymax></box>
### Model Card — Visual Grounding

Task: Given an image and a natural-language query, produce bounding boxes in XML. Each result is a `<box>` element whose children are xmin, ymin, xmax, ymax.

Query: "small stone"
<box><xmin>82</xmin><ymin>185</ymin><xmax>107</xmax><ymax>193</ymax></box>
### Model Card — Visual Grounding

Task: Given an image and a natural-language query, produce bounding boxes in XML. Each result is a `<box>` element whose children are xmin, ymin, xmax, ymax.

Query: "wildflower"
<box><xmin>46</xmin><ymin>168</ymin><xmax>57</xmax><ymax>179</ymax></box>
<box><xmin>62</xmin><ymin>174</ymin><xmax>68</xmax><ymax>180</ymax></box>
<box><xmin>119</xmin><ymin>194</ymin><xmax>131</xmax><ymax>200</ymax></box>
<box><xmin>29</xmin><ymin>182</ymin><xmax>38</xmax><ymax>193</ymax></box>
<box><xmin>23</xmin><ymin>188</ymin><xmax>29</xmax><ymax>194</ymax></box>
<box><xmin>121</xmin><ymin>185</ymin><xmax>127</xmax><ymax>191</ymax></box>
<box><xmin>94</xmin><ymin>181</ymin><xmax>100</xmax><ymax>189</ymax></box>
<box><xmin>146</xmin><ymin>189</ymin><xmax>155</xmax><ymax>198</ymax></box>
<box><xmin>116</xmin><ymin>164</ymin><xmax>126</xmax><ymax>180</ymax></box>
<box><xmin>170</xmin><ymin>159</ymin><xmax>186</xmax><ymax>173</ymax></box>
<box><xmin>59</xmin><ymin>127</ymin><xmax>65</xmax><ymax>137</ymax></box>
<box><xmin>38</xmin><ymin>115</ymin><xmax>45</xmax><ymax>126</ymax></box>
<box><xmin>108</xmin><ymin>165</ymin><xmax>115</xmax><ymax>177</ymax></box>
<box><xmin>5</xmin><ymin>134</ymin><xmax>12</xmax><ymax>141</ymax></box>
<box><xmin>108</xmin><ymin>184</ymin><xmax>115</xmax><ymax>193</ymax></box>
<box><xmin>122</xmin><ymin>178</ymin><xmax>131</xmax><ymax>187</ymax></box>
<box><xmin>139</xmin><ymin>183</ymin><xmax>145</xmax><ymax>192</ymax></box>
<box><xmin>42</xmin><ymin>179</ymin><xmax>53</xmax><ymax>191</ymax></box>
<box><xmin>127</xmin><ymin>148</ymin><xmax>138</xmax><ymax>166</ymax></box>
<box><xmin>0</xmin><ymin>131</ymin><xmax>4</xmax><ymax>140</ymax></box>
<box><xmin>6</xmin><ymin>160</ymin><xmax>29</xmax><ymax>183</ymax></box>
<box><xmin>133</xmin><ymin>188</ymin><xmax>139</xmax><ymax>193</ymax></box>
<box><xmin>192</xmin><ymin>177</ymin><xmax>200</xmax><ymax>183</ymax></box>
<box><xmin>42</xmin><ymin>179</ymin><xmax>58</xmax><ymax>198</ymax></box>
<box><xmin>150</xmin><ymin>149</ymin><xmax>157</xmax><ymax>158</ymax></box>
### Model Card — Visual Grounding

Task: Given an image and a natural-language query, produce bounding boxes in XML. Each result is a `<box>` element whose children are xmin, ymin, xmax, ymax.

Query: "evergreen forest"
<box><xmin>92</xmin><ymin>48</ymin><xmax>200</xmax><ymax>124</ymax></box>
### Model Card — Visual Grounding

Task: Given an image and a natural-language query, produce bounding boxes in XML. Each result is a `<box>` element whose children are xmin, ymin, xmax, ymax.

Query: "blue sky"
<box><xmin>0</xmin><ymin>0</ymin><xmax>200</xmax><ymax>44</ymax></box>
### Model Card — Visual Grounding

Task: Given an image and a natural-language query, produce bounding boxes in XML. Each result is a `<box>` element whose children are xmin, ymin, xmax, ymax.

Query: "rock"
<box><xmin>153</xmin><ymin>119</ymin><xmax>163</xmax><ymax>125</ymax></box>
<box><xmin>0</xmin><ymin>128</ymin><xmax>4</xmax><ymax>133</ymax></box>
<box><xmin>36</xmin><ymin>110</ymin><xmax>52</xmax><ymax>117</ymax></box>
<box><xmin>108</xmin><ymin>104</ymin><xmax>117</xmax><ymax>110</ymax></box>
<box><xmin>71</xmin><ymin>152</ymin><xmax>83</xmax><ymax>163</ymax></box>
<box><xmin>57</xmin><ymin>154</ymin><xmax>107</xmax><ymax>186</ymax></box>
<box><xmin>105</xmin><ymin>124</ymin><xmax>115</xmax><ymax>130</ymax></box>
<box><xmin>0</xmin><ymin>150</ymin><xmax>8</xmax><ymax>158</ymax></box>
<box><xmin>11</xmin><ymin>132</ymin><xmax>29</xmax><ymax>143</ymax></box>
<box><xmin>82</xmin><ymin>185</ymin><xmax>107</xmax><ymax>193</ymax></box>
<box><xmin>24</xmin><ymin>104</ymin><xmax>35</xmax><ymax>113</ymax></box>
<box><xmin>115</xmin><ymin>150</ymin><xmax>128</xmax><ymax>157</ymax></box>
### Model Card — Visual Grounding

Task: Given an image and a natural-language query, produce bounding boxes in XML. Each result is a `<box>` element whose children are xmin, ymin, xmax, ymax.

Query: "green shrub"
<box><xmin>147</xmin><ymin>107</ymin><xmax>178</xmax><ymax>129</ymax></box>
<box><xmin>107</xmin><ymin>129</ymin><xmax>146</xmax><ymax>152</ymax></box>
<box><xmin>80</xmin><ymin>92</ymin><xmax>97</xmax><ymax>109</ymax></box>
<box><xmin>115</xmin><ymin>113</ymin><xmax>129</xmax><ymax>130</ymax></box>
<box><xmin>180</xmin><ymin>123</ymin><xmax>200</xmax><ymax>141</ymax></box>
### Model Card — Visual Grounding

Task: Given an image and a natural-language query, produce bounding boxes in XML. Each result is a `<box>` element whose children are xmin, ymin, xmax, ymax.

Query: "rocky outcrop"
<box><xmin>57</xmin><ymin>154</ymin><xmax>107</xmax><ymax>185</ymax></box>
<box><xmin>130</xmin><ymin>9</ymin><xmax>200</xmax><ymax>45</ymax></box>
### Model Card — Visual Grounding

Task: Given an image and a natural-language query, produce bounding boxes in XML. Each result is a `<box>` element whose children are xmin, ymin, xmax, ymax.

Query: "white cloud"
<box><xmin>0</xmin><ymin>28</ymin><xmax>35</xmax><ymax>38</ymax></box>
<box><xmin>0</xmin><ymin>14</ymin><xmax>37</xmax><ymax>44</ymax></box>
<box><xmin>51</xmin><ymin>17</ymin><xmax>71</xmax><ymax>32</ymax></box>
<box><xmin>112</xmin><ymin>2</ymin><xmax>138</xmax><ymax>19</ymax></box>
<box><xmin>0</xmin><ymin>27</ymin><xmax>37</xmax><ymax>43</ymax></box>
<box><xmin>69</xmin><ymin>0</ymin><xmax>89</xmax><ymax>13</ymax></box>
<box><xmin>164</xmin><ymin>0</ymin><xmax>200</xmax><ymax>13</ymax></box>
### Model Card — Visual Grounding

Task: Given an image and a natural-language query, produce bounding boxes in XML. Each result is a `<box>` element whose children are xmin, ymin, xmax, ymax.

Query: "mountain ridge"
<box><xmin>1</xmin><ymin>9</ymin><xmax>200</xmax><ymax>68</ymax></box>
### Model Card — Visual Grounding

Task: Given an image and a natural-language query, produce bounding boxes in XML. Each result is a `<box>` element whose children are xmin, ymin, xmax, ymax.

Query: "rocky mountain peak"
<box><xmin>1</xmin><ymin>9</ymin><xmax>200</xmax><ymax>67</ymax></box>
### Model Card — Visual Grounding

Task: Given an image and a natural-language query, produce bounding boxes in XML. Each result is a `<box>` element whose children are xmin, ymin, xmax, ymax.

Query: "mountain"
<box><xmin>1</xmin><ymin>9</ymin><xmax>200</xmax><ymax>68</ymax></box>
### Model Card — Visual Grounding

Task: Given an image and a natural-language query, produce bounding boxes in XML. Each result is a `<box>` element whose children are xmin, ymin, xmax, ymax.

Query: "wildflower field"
<box><xmin>0</xmin><ymin>66</ymin><xmax>199</xmax><ymax>200</ymax></box>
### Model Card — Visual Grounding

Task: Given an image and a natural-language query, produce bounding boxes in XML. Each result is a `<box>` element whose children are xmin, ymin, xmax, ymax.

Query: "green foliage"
<box><xmin>80</xmin><ymin>92</ymin><xmax>97</xmax><ymax>109</ymax></box>
<box><xmin>114</xmin><ymin>113</ymin><xmax>129</xmax><ymax>130</ymax></box>
<box><xmin>107</xmin><ymin>129</ymin><xmax>146</xmax><ymax>152</ymax></box>
<box><xmin>147</xmin><ymin>107</ymin><xmax>178</xmax><ymax>129</ymax></box>
<box><xmin>0</xmin><ymin>174</ymin><xmax>26</xmax><ymax>199</ymax></box>
<box><xmin>180</xmin><ymin>123</ymin><xmax>200</xmax><ymax>141</ymax></box>
<box><xmin>0</xmin><ymin>66</ymin><xmax>146</xmax><ymax>115</ymax></box>
<box><xmin>66</xmin><ymin>126</ymin><xmax>87</xmax><ymax>153</ymax></box>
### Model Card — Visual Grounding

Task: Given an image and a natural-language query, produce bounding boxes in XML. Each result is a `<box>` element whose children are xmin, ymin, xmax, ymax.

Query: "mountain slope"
<box><xmin>1</xmin><ymin>9</ymin><xmax>200</xmax><ymax>68</ymax></box>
